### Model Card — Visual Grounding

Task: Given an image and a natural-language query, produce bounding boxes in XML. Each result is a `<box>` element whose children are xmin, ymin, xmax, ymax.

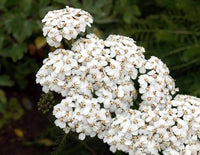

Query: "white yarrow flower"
<box><xmin>42</xmin><ymin>6</ymin><xmax>93</xmax><ymax>47</ymax></box>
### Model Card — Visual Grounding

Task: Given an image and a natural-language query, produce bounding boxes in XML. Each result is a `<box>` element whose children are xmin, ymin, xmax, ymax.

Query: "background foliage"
<box><xmin>0</xmin><ymin>0</ymin><xmax>200</xmax><ymax>154</ymax></box>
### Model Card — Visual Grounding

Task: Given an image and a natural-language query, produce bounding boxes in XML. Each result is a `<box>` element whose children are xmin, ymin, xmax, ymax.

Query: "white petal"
<box><xmin>78</xmin><ymin>133</ymin><xmax>86</xmax><ymax>140</ymax></box>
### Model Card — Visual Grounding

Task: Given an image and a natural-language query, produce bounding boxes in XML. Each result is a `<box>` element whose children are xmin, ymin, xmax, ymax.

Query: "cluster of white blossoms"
<box><xmin>53</xmin><ymin>94</ymin><xmax>112</xmax><ymax>140</ymax></box>
<box><xmin>138</xmin><ymin>56</ymin><xmax>178</xmax><ymax>111</ymax></box>
<box><xmin>104</xmin><ymin>95</ymin><xmax>200</xmax><ymax>155</ymax></box>
<box><xmin>42</xmin><ymin>6</ymin><xmax>93</xmax><ymax>47</ymax></box>
<box><xmin>36</xmin><ymin>6</ymin><xmax>200</xmax><ymax>155</ymax></box>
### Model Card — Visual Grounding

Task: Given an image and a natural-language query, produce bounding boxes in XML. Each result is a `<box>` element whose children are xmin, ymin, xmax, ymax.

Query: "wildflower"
<box><xmin>42</xmin><ymin>6</ymin><xmax>93</xmax><ymax>47</ymax></box>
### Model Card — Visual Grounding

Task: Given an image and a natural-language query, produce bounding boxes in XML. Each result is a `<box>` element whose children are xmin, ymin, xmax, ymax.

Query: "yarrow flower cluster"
<box><xmin>53</xmin><ymin>94</ymin><xmax>112</xmax><ymax>140</ymax></box>
<box><xmin>42</xmin><ymin>6</ymin><xmax>93</xmax><ymax>47</ymax></box>
<box><xmin>36</xmin><ymin>6</ymin><xmax>200</xmax><ymax>155</ymax></box>
<box><xmin>104</xmin><ymin>95</ymin><xmax>200</xmax><ymax>155</ymax></box>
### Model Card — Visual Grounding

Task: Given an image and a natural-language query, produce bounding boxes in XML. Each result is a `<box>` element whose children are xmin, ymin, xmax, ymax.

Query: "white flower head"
<box><xmin>42</xmin><ymin>6</ymin><xmax>93</xmax><ymax>47</ymax></box>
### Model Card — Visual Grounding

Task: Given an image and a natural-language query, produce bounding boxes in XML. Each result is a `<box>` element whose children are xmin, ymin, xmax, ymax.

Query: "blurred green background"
<box><xmin>0</xmin><ymin>0</ymin><xmax>200</xmax><ymax>154</ymax></box>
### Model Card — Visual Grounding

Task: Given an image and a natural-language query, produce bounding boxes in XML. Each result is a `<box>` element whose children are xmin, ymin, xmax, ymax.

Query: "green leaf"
<box><xmin>19</xmin><ymin>0</ymin><xmax>32</xmax><ymax>15</ymax></box>
<box><xmin>13</xmin><ymin>20</ymin><xmax>33</xmax><ymax>42</ymax></box>
<box><xmin>0</xmin><ymin>97</ymin><xmax>24</xmax><ymax>128</ymax></box>
<box><xmin>0</xmin><ymin>89</ymin><xmax>7</xmax><ymax>113</ymax></box>
<box><xmin>123</xmin><ymin>6</ymin><xmax>140</xmax><ymax>24</ymax></box>
<box><xmin>0</xmin><ymin>43</ymin><xmax>27</xmax><ymax>62</ymax></box>
<box><xmin>155</xmin><ymin>31</ymin><xmax>176</xmax><ymax>42</ymax></box>
<box><xmin>7</xmin><ymin>98</ymin><xmax>24</xmax><ymax>120</ymax></box>
<box><xmin>11</xmin><ymin>43</ymin><xmax>27</xmax><ymax>62</ymax></box>
<box><xmin>5</xmin><ymin>14</ymin><xmax>25</xmax><ymax>35</ymax></box>
<box><xmin>0</xmin><ymin>35</ymin><xmax>5</xmax><ymax>48</ymax></box>
<box><xmin>52</xmin><ymin>135</ymin><xmax>67</xmax><ymax>155</ymax></box>
<box><xmin>5</xmin><ymin>14</ymin><xmax>33</xmax><ymax>42</ymax></box>
<box><xmin>123</xmin><ymin>8</ymin><xmax>133</xmax><ymax>24</ymax></box>
<box><xmin>0</xmin><ymin>0</ymin><xmax>7</xmax><ymax>10</ymax></box>
<box><xmin>181</xmin><ymin>46</ymin><xmax>200</xmax><ymax>62</ymax></box>
<box><xmin>0</xmin><ymin>74</ymin><xmax>14</xmax><ymax>87</ymax></box>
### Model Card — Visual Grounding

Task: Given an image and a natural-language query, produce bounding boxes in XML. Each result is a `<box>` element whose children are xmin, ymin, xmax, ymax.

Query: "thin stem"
<box><xmin>71</xmin><ymin>134</ymin><xmax>97</xmax><ymax>155</ymax></box>
<box><xmin>80</xmin><ymin>140</ymin><xmax>97</xmax><ymax>155</ymax></box>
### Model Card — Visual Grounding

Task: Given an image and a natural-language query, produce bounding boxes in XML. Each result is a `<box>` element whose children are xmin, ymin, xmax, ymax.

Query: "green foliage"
<box><xmin>0</xmin><ymin>89</ymin><xmax>7</xmax><ymax>112</ymax></box>
<box><xmin>52</xmin><ymin>134</ymin><xmax>68</xmax><ymax>155</ymax></box>
<box><xmin>0</xmin><ymin>74</ymin><xmax>14</xmax><ymax>87</ymax></box>
<box><xmin>0</xmin><ymin>0</ymin><xmax>61</xmax><ymax>88</ymax></box>
<box><xmin>0</xmin><ymin>97</ymin><xmax>24</xmax><ymax>128</ymax></box>
<box><xmin>1</xmin><ymin>57</ymin><xmax>39</xmax><ymax>89</ymax></box>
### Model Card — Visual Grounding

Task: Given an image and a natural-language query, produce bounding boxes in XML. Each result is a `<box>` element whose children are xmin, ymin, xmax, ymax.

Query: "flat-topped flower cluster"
<box><xmin>105</xmin><ymin>95</ymin><xmax>200</xmax><ymax>155</ymax></box>
<box><xmin>36</xmin><ymin>6</ymin><xmax>200</xmax><ymax>155</ymax></box>
<box><xmin>42</xmin><ymin>6</ymin><xmax>93</xmax><ymax>47</ymax></box>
